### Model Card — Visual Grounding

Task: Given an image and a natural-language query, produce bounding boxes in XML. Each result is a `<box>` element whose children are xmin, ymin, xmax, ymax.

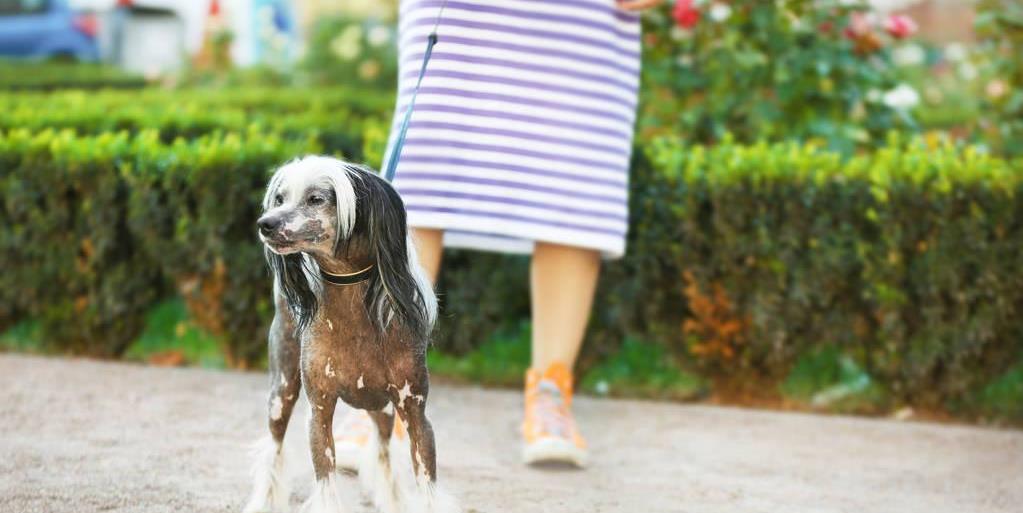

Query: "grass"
<box><xmin>0</xmin><ymin>319</ymin><xmax>43</xmax><ymax>353</ymax></box>
<box><xmin>122</xmin><ymin>299</ymin><xmax>225</xmax><ymax>368</ymax></box>
<box><xmin>427</xmin><ymin>321</ymin><xmax>531</xmax><ymax>386</ymax></box>
<box><xmin>579</xmin><ymin>338</ymin><xmax>705</xmax><ymax>400</ymax></box>
<box><xmin>975</xmin><ymin>357</ymin><xmax>1023</xmax><ymax>422</ymax></box>
<box><xmin>428</xmin><ymin>322</ymin><xmax>705</xmax><ymax>400</ymax></box>
<box><xmin>780</xmin><ymin>346</ymin><xmax>886</xmax><ymax>413</ymax></box>
<box><xmin>5</xmin><ymin>298</ymin><xmax>1020</xmax><ymax>424</ymax></box>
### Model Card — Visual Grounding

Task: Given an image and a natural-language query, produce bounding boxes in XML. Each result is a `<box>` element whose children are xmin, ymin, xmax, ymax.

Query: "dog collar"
<box><xmin>320</xmin><ymin>264</ymin><xmax>374</xmax><ymax>286</ymax></box>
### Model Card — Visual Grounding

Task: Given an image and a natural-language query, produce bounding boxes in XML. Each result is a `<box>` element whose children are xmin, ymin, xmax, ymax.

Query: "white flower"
<box><xmin>709</xmin><ymin>3</ymin><xmax>732</xmax><ymax>22</ymax></box>
<box><xmin>883</xmin><ymin>84</ymin><xmax>920</xmax><ymax>110</ymax></box>
<box><xmin>958</xmin><ymin>62</ymin><xmax>977</xmax><ymax>81</ymax></box>
<box><xmin>670</xmin><ymin>26</ymin><xmax>693</xmax><ymax>41</ymax></box>
<box><xmin>892</xmin><ymin>44</ymin><xmax>925</xmax><ymax>67</ymax></box>
<box><xmin>367</xmin><ymin>26</ymin><xmax>391</xmax><ymax>47</ymax></box>
<box><xmin>944</xmin><ymin>43</ymin><xmax>966</xmax><ymax>62</ymax></box>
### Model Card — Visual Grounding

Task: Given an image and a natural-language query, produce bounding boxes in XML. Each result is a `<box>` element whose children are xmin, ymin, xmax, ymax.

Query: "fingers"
<box><xmin>616</xmin><ymin>0</ymin><xmax>665</xmax><ymax>11</ymax></box>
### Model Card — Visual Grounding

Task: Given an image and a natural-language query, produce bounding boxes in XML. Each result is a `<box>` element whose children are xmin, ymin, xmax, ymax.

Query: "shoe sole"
<box><xmin>522</xmin><ymin>437</ymin><xmax>588</xmax><ymax>468</ymax></box>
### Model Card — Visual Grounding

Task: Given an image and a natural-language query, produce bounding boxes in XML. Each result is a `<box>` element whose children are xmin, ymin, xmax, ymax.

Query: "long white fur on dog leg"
<box><xmin>299</xmin><ymin>474</ymin><xmax>349</xmax><ymax>513</ymax></box>
<box><xmin>403</xmin><ymin>478</ymin><xmax>462</xmax><ymax>513</ymax></box>
<box><xmin>242</xmin><ymin>436</ymin><xmax>290</xmax><ymax>513</ymax></box>
<box><xmin>358</xmin><ymin>427</ymin><xmax>400</xmax><ymax>513</ymax></box>
<box><xmin>401</xmin><ymin>448</ymin><xmax>461</xmax><ymax>513</ymax></box>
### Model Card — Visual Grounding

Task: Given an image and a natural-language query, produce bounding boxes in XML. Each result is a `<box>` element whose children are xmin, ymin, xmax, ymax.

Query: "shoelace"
<box><xmin>530</xmin><ymin>380</ymin><xmax>575</xmax><ymax>438</ymax></box>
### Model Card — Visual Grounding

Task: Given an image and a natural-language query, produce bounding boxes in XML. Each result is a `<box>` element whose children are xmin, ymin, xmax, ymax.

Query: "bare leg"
<box><xmin>359</xmin><ymin>410</ymin><xmax>400</xmax><ymax>513</ymax></box>
<box><xmin>411</xmin><ymin>227</ymin><xmax>444</xmax><ymax>284</ymax></box>
<box><xmin>308</xmin><ymin>393</ymin><xmax>339</xmax><ymax>480</ymax></box>
<box><xmin>244</xmin><ymin>308</ymin><xmax>301</xmax><ymax>513</ymax></box>
<box><xmin>301</xmin><ymin>392</ymin><xmax>346</xmax><ymax>513</ymax></box>
<box><xmin>399</xmin><ymin>400</ymin><xmax>460</xmax><ymax>513</ymax></box>
<box><xmin>530</xmin><ymin>242</ymin><xmax>601</xmax><ymax>370</ymax></box>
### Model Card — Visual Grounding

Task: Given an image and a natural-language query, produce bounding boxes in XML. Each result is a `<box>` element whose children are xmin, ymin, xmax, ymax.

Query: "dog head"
<box><xmin>258</xmin><ymin>156</ymin><xmax>436</xmax><ymax>338</ymax></box>
<box><xmin>257</xmin><ymin>155</ymin><xmax>355</xmax><ymax>257</ymax></box>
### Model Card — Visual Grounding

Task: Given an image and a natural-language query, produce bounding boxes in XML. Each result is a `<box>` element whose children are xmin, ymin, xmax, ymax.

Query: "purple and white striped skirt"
<box><xmin>385</xmin><ymin>0</ymin><xmax>641</xmax><ymax>258</ymax></box>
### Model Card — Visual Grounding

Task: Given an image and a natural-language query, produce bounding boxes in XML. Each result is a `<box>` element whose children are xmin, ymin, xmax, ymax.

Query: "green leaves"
<box><xmin>634</xmin><ymin>136</ymin><xmax>1023</xmax><ymax>417</ymax></box>
<box><xmin>640</xmin><ymin>1</ymin><xmax>912</xmax><ymax>153</ymax></box>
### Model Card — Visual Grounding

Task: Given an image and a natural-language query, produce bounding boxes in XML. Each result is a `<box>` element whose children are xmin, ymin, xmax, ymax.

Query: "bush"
<box><xmin>641</xmin><ymin>0</ymin><xmax>916</xmax><ymax>153</ymax></box>
<box><xmin>303</xmin><ymin>15</ymin><xmax>399</xmax><ymax>89</ymax></box>
<box><xmin>3</xmin><ymin>85</ymin><xmax>1022</xmax><ymax>419</ymax></box>
<box><xmin>628</xmin><ymin>135</ymin><xmax>1023</xmax><ymax>407</ymax></box>
<box><xmin>0</xmin><ymin>60</ymin><xmax>146</xmax><ymax>90</ymax></box>
<box><xmin>0</xmin><ymin>128</ymin><xmax>316</xmax><ymax>359</ymax></box>
<box><xmin>0</xmin><ymin>87</ymin><xmax>394</xmax><ymax>158</ymax></box>
<box><xmin>974</xmin><ymin>0</ymin><xmax>1023</xmax><ymax>157</ymax></box>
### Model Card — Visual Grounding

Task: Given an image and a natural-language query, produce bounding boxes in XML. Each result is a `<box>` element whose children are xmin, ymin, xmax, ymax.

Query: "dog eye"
<box><xmin>273</xmin><ymin>194</ymin><xmax>284</xmax><ymax>206</ymax></box>
<box><xmin>307</xmin><ymin>195</ymin><xmax>325</xmax><ymax>206</ymax></box>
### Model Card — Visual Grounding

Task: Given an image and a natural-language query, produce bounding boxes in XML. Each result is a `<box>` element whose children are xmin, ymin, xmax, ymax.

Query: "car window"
<box><xmin>0</xmin><ymin>0</ymin><xmax>50</xmax><ymax>15</ymax></box>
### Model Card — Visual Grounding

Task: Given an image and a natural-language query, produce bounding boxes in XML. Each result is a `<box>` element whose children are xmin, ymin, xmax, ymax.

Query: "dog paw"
<box><xmin>299</xmin><ymin>475</ymin><xmax>349</xmax><ymax>513</ymax></box>
<box><xmin>244</xmin><ymin>436</ymin><xmax>291</xmax><ymax>513</ymax></box>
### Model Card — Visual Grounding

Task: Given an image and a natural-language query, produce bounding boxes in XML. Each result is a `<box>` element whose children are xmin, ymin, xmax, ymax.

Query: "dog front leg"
<box><xmin>245</xmin><ymin>314</ymin><xmax>302</xmax><ymax>513</ymax></box>
<box><xmin>399</xmin><ymin>402</ymin><xmax>461</xmax><ymax>513</ymax></box>
<box><xmin>302</xmin><ymin>392</ymin><xmax>347</xmax><ymax>513</ymax></box>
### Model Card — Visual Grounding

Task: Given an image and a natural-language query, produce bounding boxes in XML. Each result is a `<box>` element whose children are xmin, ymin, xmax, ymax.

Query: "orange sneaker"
<box><xmin>333</xmin><ymin>408</ymin><xmax>407</xmax><ymax>472</ymax></box>
<box><xmin>522</xmin><ymin>362</ymin><xmax>588</xmax><ymax>467</ymax></box>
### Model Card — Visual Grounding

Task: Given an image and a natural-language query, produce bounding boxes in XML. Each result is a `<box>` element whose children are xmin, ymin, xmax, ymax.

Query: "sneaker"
<box><xmin>333</xmin><ymin>408</ymin><xmax>408</xmax><ymax>472</ymax></box>
<box><xmin>522</xmin><ymin>362</ymin><xmax>588</xmax><ymax>467</ymax></box>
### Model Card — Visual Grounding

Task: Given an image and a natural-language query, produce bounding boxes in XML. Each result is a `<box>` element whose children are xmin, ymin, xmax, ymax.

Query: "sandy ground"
<box><xmin>1</xmin><ymin>354</ymin><xmax>1021</xmax><ymax>513</ymax></box>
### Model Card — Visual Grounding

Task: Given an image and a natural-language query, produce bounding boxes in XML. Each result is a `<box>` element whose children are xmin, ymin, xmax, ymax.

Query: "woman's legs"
<box><xmin>522</xmin><ymin>242</ymin><xmax>600</xmax><ymax>466</ymax></box>
<box><xmin>402</xmin><ymin>232</ymin><xmax>603</xmax><ymax>467</ymax></box>
<box><xmin>530</xmin><ymin>242</ymin><xmax>601</xmax><ymax>371</ymax></box>
<box><xmin>411</xmin><ymin>227</ymin><xmax>445</xmax><ymax>283</ymax></box>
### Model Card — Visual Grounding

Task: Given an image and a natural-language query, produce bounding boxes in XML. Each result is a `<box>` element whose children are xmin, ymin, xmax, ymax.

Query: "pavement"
<box><xmin>1</xmin><ymin>354</ymin><xmax>1021</xmax><ymax>513</ymax></box>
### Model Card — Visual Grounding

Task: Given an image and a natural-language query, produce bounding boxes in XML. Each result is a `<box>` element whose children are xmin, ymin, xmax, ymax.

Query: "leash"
<box><xmin>321</xmin><ymin>3</ymin><xmax>449</xmax><ymax>286</ymax></box>
<box><xmin>382</xmin><ymin>0</ymin><xmax>450</xmax><ymax>183</ymax></box>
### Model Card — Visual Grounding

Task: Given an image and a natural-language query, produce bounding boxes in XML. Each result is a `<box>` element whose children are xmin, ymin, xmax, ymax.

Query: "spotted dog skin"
<box><xmin>248</xmin><ymin>156</ymin><xmax>449</xmax><ymax>513</ymax></box>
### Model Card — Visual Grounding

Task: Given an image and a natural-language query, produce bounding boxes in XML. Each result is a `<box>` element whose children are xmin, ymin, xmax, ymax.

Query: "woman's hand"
<box><xmin>616</xmin><ymin>0</ymin><xmax>665</xmax><ymax>11</ymax></box>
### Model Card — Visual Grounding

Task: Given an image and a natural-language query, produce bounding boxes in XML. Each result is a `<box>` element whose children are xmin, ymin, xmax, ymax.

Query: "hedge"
<box><xmin>626</xmin><ymin>136</ymin><xmax>1023</xmax><ymax>406</ymax></box>
<box><xmin>0</xmin><ymin>88</ymin><xmax>394</xmax><ymax>158</ymax></box>
<box><xmin>0</xmin><ymin>129</ymin><xmax>318</xmax><ymax>361</ymax></box>
<box><xmin>0</xmin><ymin>61</ymin><xmax>147</xmax><ymax>91</ymax></box>
<box><xmin>2</xmin><ymin>109</ymin><xmax>1022</xmax><ymax>413</ymax></box>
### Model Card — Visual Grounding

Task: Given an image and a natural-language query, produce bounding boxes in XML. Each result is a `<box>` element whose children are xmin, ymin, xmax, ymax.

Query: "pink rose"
<box><xmin>884</xmin><ymin>14</ymin><xmax>917</xmax><ymax>39</ymax></box>
<box><xmin>673</xmin><ymin>0</ymin><xmax>701</xmax><ymax>29</ymax></box>
<box><xmin>843</xmin><ymin>12</ymin><xmax>872</xmax><ymax>40</ymax></box>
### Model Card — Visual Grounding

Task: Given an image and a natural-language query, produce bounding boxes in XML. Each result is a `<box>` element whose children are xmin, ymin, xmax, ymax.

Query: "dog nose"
<box><xmin>258</xmin><ymin>216</ymin><xmax>282</xmax><ymax>234</ymax></box>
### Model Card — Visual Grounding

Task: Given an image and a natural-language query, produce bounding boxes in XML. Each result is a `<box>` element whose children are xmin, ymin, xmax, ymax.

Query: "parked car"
<box><xmin>0</xmin><ymin>0</ymin><xmax>99</xmax><ymax>61</ymax></box>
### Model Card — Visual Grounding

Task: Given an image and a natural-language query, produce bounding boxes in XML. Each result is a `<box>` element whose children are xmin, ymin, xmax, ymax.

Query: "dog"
<box><xmin>243</xmin><ymin>156</ymin><xmax>459</xmax><ymax>513</ymax></box>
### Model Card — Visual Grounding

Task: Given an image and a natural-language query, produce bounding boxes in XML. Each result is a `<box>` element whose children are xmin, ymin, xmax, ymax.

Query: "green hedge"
<box><xmin>0</xmin><ymin>61</ymin><xmax>147</xmax><ymax>91</ymax></box>
<box><xmin>0</xmin><ymin>129</ymin><xmax>317</xmax><ymax>360</ymax></box>
<box><xmin>0</xmin><ymin>88</ymin><xmax>394</xmax><ymax>158</ymax></box>
<box><xmin>627</xmin><ymin>136</ymin><xmax>1023</xmax><ymax>407</ymax></box>
<box><xmin>2</xmin><ymin>92</ymin><xmax>1022</xmax><ymax>416</ymax></box>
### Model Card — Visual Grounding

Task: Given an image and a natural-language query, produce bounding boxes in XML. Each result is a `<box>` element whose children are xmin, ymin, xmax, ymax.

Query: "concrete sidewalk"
<box><xmin>1</xmin><ymin>354</ymin><xmax>1020</xmax><ymax>513</ymax></box>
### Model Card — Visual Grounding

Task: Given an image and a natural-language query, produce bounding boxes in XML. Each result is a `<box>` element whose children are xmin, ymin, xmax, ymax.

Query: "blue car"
<box><xmin>0</xmin><ymin>0</ymin><xmax>99</xmax><ymax>61</ymax></box>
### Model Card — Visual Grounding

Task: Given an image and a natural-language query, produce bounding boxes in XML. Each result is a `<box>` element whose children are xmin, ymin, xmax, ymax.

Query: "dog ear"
<box><xmin>263</xmin><ymin>161</ymin><xmax>319</xmax><ymax>331</ymax></box>
<box><xmin>352</xmin><ymin>171</ymin><xmax>434</xmax><ymax>341</ymax></box>
<box><xmin>266</xmin><ymin>250</ymin><xmax>319</xmax><ymax>332</ymax></box>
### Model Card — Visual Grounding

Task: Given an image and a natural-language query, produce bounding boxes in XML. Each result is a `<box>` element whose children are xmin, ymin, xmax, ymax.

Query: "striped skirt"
<box><xmin>385</xmin><ymin>0</ymin><xmax>641</xmax><ymax>258</ymax></box>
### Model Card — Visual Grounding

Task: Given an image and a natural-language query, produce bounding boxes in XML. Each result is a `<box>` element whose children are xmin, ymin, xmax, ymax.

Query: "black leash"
<box><xmin>382</xmin><ymin>0</ymin><xmax>449</xmax><ymax>183</ymax></box>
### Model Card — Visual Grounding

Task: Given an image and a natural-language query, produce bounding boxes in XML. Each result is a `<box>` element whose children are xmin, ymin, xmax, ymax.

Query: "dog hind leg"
<box><xmin>359</xmin><ymin>410</ymin><xmax>401</xmax><ymax>513</ymax></box>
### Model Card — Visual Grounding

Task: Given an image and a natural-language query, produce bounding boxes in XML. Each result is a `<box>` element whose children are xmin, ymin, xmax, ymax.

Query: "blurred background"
<box><xmin>1</xmin><ymin>0</ymin><xmax>1021</xmax><ymax>425</ymax></box>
